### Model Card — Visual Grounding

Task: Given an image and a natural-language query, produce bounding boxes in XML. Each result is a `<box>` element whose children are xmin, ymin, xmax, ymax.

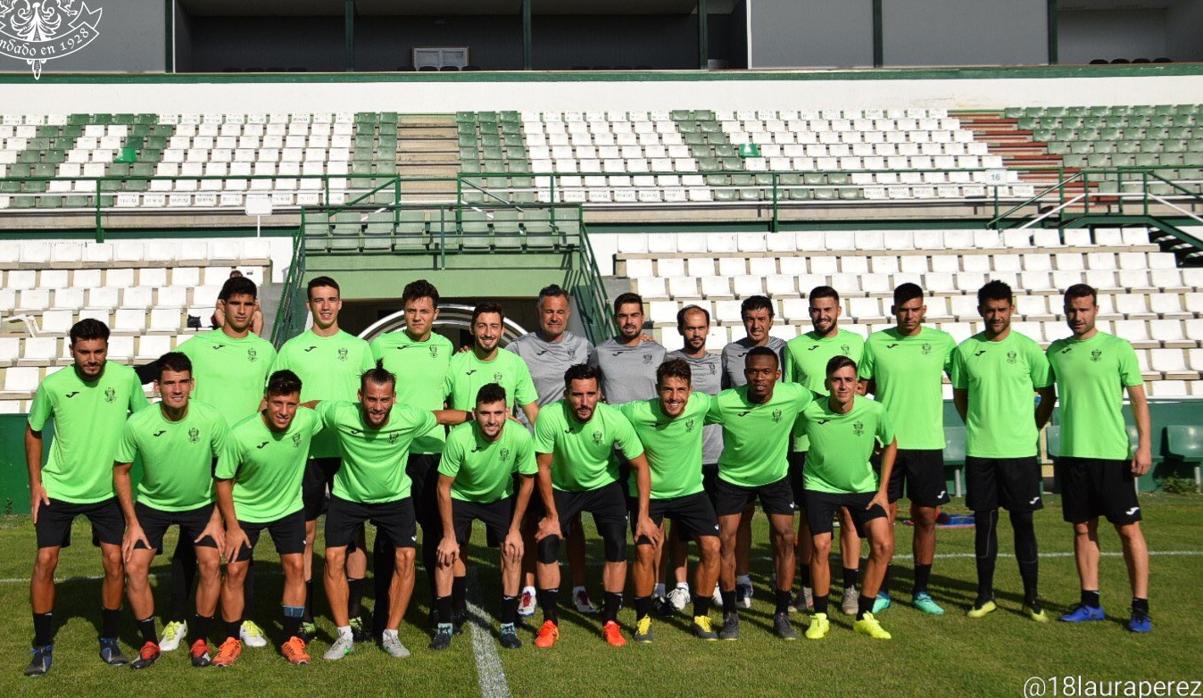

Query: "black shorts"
<box><xmin>887</xmin><ymin>449</ymin><xmax>951</xmax><ymax>507</ymax></box>
<box><xmin>303</xmin><ymin>457</ymin><xmax>341</xmax><ymax>520</ymax></box>
<box><xmin>788</xmin><ymin>452</ymin><xmax>807</xmax><ymax>508</ymax></box>
<box><xmin>634</xmin><ymin>492</ymin><xmax>720</xmax><ymax>543</ymax></box>
<box><xmin>407</xmin><ymin>453</ymin><xmax>442</xmax><ymax>529</ymax></box>
<box><xmin>234</xmin><ymin>509</ymin><xmax>307</xmax><ymax>562</ymax></box>
<box><xmin>35</xmin><ymin>497</ymin><xmax>124</xmax><ymax>549</ymax></box>
<box><xmin>711</xmin><ymin>475</ymin><xmax>797</xmax><ymax>517</ymax></box>
<box><xmin>803</xmin><ymin>490</ymin><xmax>887</xmax><ymax>537</ymax></box>
<box><xmin>701</xmin><ymin>464</ymin><xmax>720</xmax><ymax>505</ymax></box>
<box><xmin>965</xmin><ymin>456</ymin><xmax>1044</xmax><ymax>513</ymax></box>
<box><xmin>549</xmin><ymin>482</ymin><xmax>628</xmax><ymax>563</ymax></box>
<box><xmin>452</xmin><ymin>498</ymin><xmax>514</xmax><ymax>547</ymax></box>
<box><xmin>132</xmin><ymin>501</ymin><xmax>219</xmax><ymax>552</ymax></box>
<box><xmin>1055</xmin><ymin>457</ymin><xmax>1142</xmax><ymax>525</ymax></box>
<box><xmin>326</xmin><ymin>495</ymin><xmax>417</xmax><ymax>550</ymax></box>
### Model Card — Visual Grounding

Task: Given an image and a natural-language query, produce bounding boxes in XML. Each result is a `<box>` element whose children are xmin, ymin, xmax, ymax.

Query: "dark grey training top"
<box><xmin>720</xmin><ymin>336</ymin><xmax>787</xmax><ymax>389</ymax></box>
<box><xmin>507</xmin><ymin>330</ymin><xmax>593</xmax><ymax>405</ymax></box>
<box><xmin>589</xmin><ymin>337</ymin><xmax>668</xmax><ymax>405</ymax></box>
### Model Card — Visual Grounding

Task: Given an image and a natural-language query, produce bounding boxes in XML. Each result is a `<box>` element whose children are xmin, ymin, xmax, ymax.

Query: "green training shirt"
<box><xmin>1047</xmin><ymin>332</ymin><xmax>1143</xmax><ymax>460</ymax></box>
<box><xmin>951</xmin><ymin>331</ymin><xmax>1052</xmax><ymax>459</ymax></box>
<box><xmin>439</xmin><ymin>420</ymin><xmax>537</xmax><ymax>504</ymax></box>
<box><xmin>115</xmin><ymin>400</ymin><xmax>228</xmax><ymax>512</ymax></box>
<box><xmin>619</xmin><ymin>393</ymin><xmax>711</xmax><ymax>499</ymax></box>
<box><xmin>533</xmin><ymin>401</ymin><xmax>644</xmax><ymax>493</ymax></box>
<box><xmin>28</xmin><ymin>362</ymin><xmax>149</xmax><ymax>504</ymax></box>
<box><xmin>783</xmin><ymin>329</ymin><xmax>864</xmax><ymax>451</ymax></box>
<box><xmin>178</xmin><ymin>330</ymin><xmax>277</xmax><ymax>425</ymax></box>
<box><xmin>859</xmin><ymin>326</ymin><xmax>956</xmax><ymax>450</ymax></box>
<box><xmin>705</xmin><ymin>382</ymin><xmax>813</xmax><ymax>488</ymax></box>
<box><xmin>317</xmin><ymin>400</ymin><xmax>439</xmax><ymax>504</ymax></box>
<box><xmin>273</xmin><ymin>329</ymin><xmax>375</xmax><ymax>458</ymax></box>
<box><xmin>371</xmin><ymin>331</ymin><xmax>454</xmax><ymax>454</ymax></box>
<box><xmin>799</xmin><ymin>396</ymin><xmax>895</xmax><ymax>494</ymax></box>
<box><xmin>444</xmin><ymin>349</ymin><xmax>539</xmax><ymax>414</ymax></box>
<box><xmin>215</xmin><ymin>408</ymin><xmax>321</xmax><ymax>523</ymax></box>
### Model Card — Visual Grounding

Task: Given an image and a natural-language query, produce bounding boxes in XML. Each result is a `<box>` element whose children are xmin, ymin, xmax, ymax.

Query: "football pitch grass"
<box><xmin>0</xmin><ymin>494</ymin><xmax>1200</xmax><ymax>698</ymax></box>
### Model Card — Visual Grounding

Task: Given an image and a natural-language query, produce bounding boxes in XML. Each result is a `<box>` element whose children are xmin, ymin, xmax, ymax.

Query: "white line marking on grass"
<box><xmin>2</xmin><ymin>550</ymin><xmax>1200</xmax><ymax>586</ymax></box>
<box><xmin>465</xmin><ymin>596</ymin><xmax>511</xmax><ymax>698</ymax></box>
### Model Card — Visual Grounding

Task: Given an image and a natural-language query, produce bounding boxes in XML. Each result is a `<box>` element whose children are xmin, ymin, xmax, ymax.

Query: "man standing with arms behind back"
<box><xmin>952</xmin><ymin>280</ymin><xmax>1055</xmax><ymax>622</ymax></box>
<box><xmin>1047</xmin><ymin>284</ymin><xmax>1153</xmax><ymax>633</ymax></box>
<box><xmin>25</xmin><ymin>319</ymin><xmax>149</xmax><ymax>677</ymax></box>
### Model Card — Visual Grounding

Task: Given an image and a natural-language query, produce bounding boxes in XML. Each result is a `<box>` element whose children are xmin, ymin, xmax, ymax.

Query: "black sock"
<box><xmin>842</xmin><ymin>567</ymin><xmax>858</xmax><ymax>590</ymax></box>
<box><xmin>775</xmin><ymin>588</ymin><xmax>791</xmax><ymax>615</ymax></box>
<box><xmin>880</xmin><ymin>565</ymin><xmax>891</xmax><ymax>595</ymax></box>
<box><xmin>1132</xmin><ymin>597</ymin><xmax>1149</xmax><ymax>616</ymax></box>
<box><xmin>692</xmin><ymin>594</ymin><xmax>711</xmax><ymax>618</ymax></box>
<box><xmin>913</xmin><ymin>564</ymin><xmax>932</xmax><ymax>595</ymax></box>
<box><xmin>190</xmin><ymin>614</ymin><xmax>212</xmax><ymax>644</ymax></box>
<box><xmin>1082</xmin><ymin>589</ymin><xmax>1101</xmax><ymax>608</ymax></box>
<box><xmin>435</xmin><ymin>595</ymin><xmax>453</xmax><ymax>625</ymax></box>
<box><xmin>282</xmin><ymin>606</ymin><xmax>303</xmax><ymax>639</ymax></box>
<box><xmin>857</xmin><ymin>593</ymin><xmax>874</xmax><ymax>620</ymax></box>
<box><xmin>973</xmin><ymin>509</ymin><xmax>999</xmax><ymax>604</ymax></box>
<box><xmin>813</xmin><ymin>594</ymin><xmax>829</xmax><ymax>615</ymax></box>
<box><xmin>1010</xmin><ymin>510</ymin><xmax>1039</xmax><ymax>605</ymax></box>
<box><xmin>720</xmin><ymin>588</ymin><xmax>738</xmax><ymax>616</ymax></box>
<box><xmin>137</xmin><ymin>616</ymin><xmax>157</xmax><ymax>644</ymax></box>
<box><xmin>303</xmin><ymin>579</ymin><xmax>315</xmax><ymax>623</ymax></box>
<box><xmin>798</xmin><ymin>565</ymin><xmax>811</xmax><ymax>588</ymax></box>
<box><xmin>452</xmin><ymin>576</ymin><xmax>468</xmax><ymax>614</ymax></box>
<box><xmin>501</xmin><ymin>595</ymin><xmax>518</xmax><ymax>626</ymax></box>
<box><xmin>372</xmin><ymin>541</ymin><xmax>394</xmax><ymax>638</ymax></box>
<box><xmin>169</xmin><ymin>541</ymin><xmax>197</xmax><ymax>622</ymax></box>
<box><xmin>634</xmin><ymin>595</ymin><xmax>651</xmax><ymax>621</ymax></box>
<box><xmin>537</xmin><ymin>588</ymin><xmax>559</xmax><ymax>624</ymax></box>
<box><xmin>225</xmin><ymin>619</ymin><xmax>242</xmax><ymax>640</ymax></box>
<box><xmin>347</xmin><ymin>577</ymin><xmax>365</xmax><ymax>620</ymax></box>
<box><xmin>101</xmin><ymin>608</ymin><xmax>121</xmax><ymax>639</ymax></box>
<box><xmin>32</xmin><ymin>613</ymin><xmax>53</xmax><ymax>645</ymax></box>
<box><xmin>603</xmin><ymin>592</ymin><xmax>622</xmax><ymax>623</ymax></box>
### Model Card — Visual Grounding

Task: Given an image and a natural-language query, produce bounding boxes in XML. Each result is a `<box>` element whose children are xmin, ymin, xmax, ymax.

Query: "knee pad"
<box><xmin>537</xmin><ymin>536</ymin><xmax>561</xmax><ymax>564</ymax></box>
<box><xmin>599</xmin><ymin>523</ymin><xmax>627</xmax><ymax>562</ymax></box>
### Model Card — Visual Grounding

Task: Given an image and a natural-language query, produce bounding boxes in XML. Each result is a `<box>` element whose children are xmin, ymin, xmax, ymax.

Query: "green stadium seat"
<box><xmin>945</xmin><ymin>426</ymin><xmax>967</xmax><ymax>496</ymax></box>
<box><xmin>1166</xmin><ymin>425</ymin><xmax>1203</xmax><ymax>492</ymax></box>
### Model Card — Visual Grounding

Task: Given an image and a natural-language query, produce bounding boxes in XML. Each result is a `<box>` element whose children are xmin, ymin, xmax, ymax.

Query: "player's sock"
<box><xmin>913</xmin><ymin>564</ymin><xmax>933</xmax><ymax>596</ymax></box>
<box><xmin>856</xmin><ymin>594</ymin><xmax>874</xmax><ymax>621</ymax></box>
<box><xmin>190</xmin><ymin>614</ymin><xmax>212</xmax><ymax>644</ymax></box>
<box><xmin>842</xmin><ymin>567</ymin><xmax>858</xmax><ymax>590</ymax></box>
<box><xmin>303</xmin><ymin>579</ymin><xmax>315</xmax><ymax>623</ymax></box>
<box><xmin>537</xmin><ymin>588</ymin><xmax>559</xmax><ymax>624</ymax></box>
<box><xmin>1010</xmin><ymin>510</ymin><xmax>1039</xmax><ymax>605</ymax></box>
<box><xmin>775</xmin><ymin>588</ymin><xmax>791</xmax><ymax>615</ymax></box>
<box><xmin>33</xmin><ymin>612</ymin><xmax>54</xmax><ymax>646</ymax></box>
<box><xmin>880</xmin><ymin>565</ymin><xmax>891</xmax><ymax>595</ymax></box>
<box><xmin>225</xmin><ymin>619</ymin><xmax>242</xmax><ymax>640</ymax></box>
<box><xmin>603</xmin><ymin>592</ymin><xmax>622</xmax><ymax>623</ymax></box>
<box><xmin>101</xmin><ymin>607</ymin><xmax>121</xmax><ymax>639</ymax></box>
<box><xmin>812</xmin><ymin>594</ymin><xmax>829</xmax><ymax>615</ymax></box>
<box><xmin>1082</xmin><ymin>590</ymin><xmax>1101</xmax><ymax>609</ymax></box>
<box><xmin>501</xmin><ymin>595</ymin><xmax>519</xmax><ymax>626</ymax></box>
<box><xmin>169</xmin><ymin>542</ymin><xmax>197</xmax><ymax>623</ymax></box>
<box><xmin>634</xmin><ymin>596</ymin><xmax>652</xmax><ymax>621</ymax></box>
<box><xmin>653</xmin><ymin>582</ymin><xmax>666</xmax><ymax>599</ymax></box>
<box><xmin>452</xmin><ymin>576</ymin><xmax>468</xmax><ymax>615</ymax></box>
<box><xmin>282</xmin><ymin>605</ymin><xmax>304</xmax><ymax>639</ymax></box>
<box><xmin>347</xmin><ymin>577</ymin><xmax>365</xmax><ymax>620</ymax></box>
<box><xmin>720</xmin><ymin>588</ymin><xmax>738</xmax><ymax>616</ymax></box>
<box><xmin>137</xmin><ymin>616</ymin><xmax>157</xmax><ymax>645</ymax></box>
<box><xmin>692</xmin><ymin>594</ymin><xmax>712</xmax><ymax>618</ymax></box>
<box><xmin>1132</xmin><ymin>597</ymin><xmax>1149</xmax><ymax>615</ymax></box>
<box><xmin>798</xmin><ymin>565</ymin><xmax>811</xmax><ymax>588</ymax></box>
<box><xmin>435</xmin><ymin>595</ymin><xmax>453</xmax><ymax>625</ymax></box>
<box><xmin>973</xmin><ymin>509</ymin><xmax>999</xmax><ymax>603</ymax></box>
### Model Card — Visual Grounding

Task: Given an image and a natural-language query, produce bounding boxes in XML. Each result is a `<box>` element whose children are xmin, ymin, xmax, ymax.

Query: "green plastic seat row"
<box><xmin>670</xmin><ymin>110</ymin><xmax>716</xmax><ymax>121</ymax></box>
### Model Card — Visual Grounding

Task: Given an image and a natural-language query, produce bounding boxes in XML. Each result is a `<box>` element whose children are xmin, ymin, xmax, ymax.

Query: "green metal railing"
<box><xmin>269</xmin><ymin>222</ymin><xmax>308</xmax><ymax>348</ymax></box>
<box><xmin>566</xmin><ymin>218</ymin><xmax>615</xmax><ymax>345</ymax></box>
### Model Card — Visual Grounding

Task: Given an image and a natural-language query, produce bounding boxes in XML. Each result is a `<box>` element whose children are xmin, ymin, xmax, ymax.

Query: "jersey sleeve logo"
<box><xmin>153</xmin><ymin>429</ymin><xmax>167</xmax><ymax>437</ymax></box>
<box><xmin>338</xmin><ymin>348</ymin><xmax>348</xmax><ymax>361</ymax></box>
<box><xmin>291</xmin><ymin>432</ymin><xmax>303</xmax><ymax>447</ymax></box>
<box><xmin>104</xmin><ymin>387</ymin><xmax>116</xmax><ymax>403</ymax></box>
<box><xmin>65</xmin><ymin>391</ymin><xmax>79</xmax><ymax>398</ymax></box>
<box><xmin>852</xmin><ymin>420</ymin><xmax>865</xmax><ymax>436</ymax></box>
<box><xmin>1090</xmin><ymin>349</ymin><xmax>1103</xmax><ymax>362</ymax></box>
<box><xmin>256</xmin><ymin>440</ymin><xmax>269</xmax><ymax>449</ymax></box>
<box><xmin>303</xmin><ymin>345</ymin><xmax>317</xmax><ymax>352</ymax></box>
<box><xmin>465</xmin><ymin>369</ymin><xmax>477</xmax><ymax>376</ymax></box>
<box><xmin>247</xmin><ymin>348</ymin><xmax>258</xmax><ymax>362</ymax></box>
<box><xmin>771</xmin><ymin>408</ymin><xmax>783</xmax><ymax>423</ymax></box>
<box><xmin>974</xmin><ymin>349</ymin><xmax>987</xmax><ymax>357</ymax></box>
<box><xmin>886</xmin><ymin>343</ymin><xmax>899</xmax><ymax>349</ymax></box>
<box><xmin>188</xmin><ymin>427</ymin><xmax>200</xmax><ymax>443</ymax></box>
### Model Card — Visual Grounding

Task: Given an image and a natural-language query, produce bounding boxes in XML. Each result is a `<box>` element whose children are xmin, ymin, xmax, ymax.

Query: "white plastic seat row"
<box><xmin>115</xmin><ymin>190</ymin><xmax>330</xmax><ymax>208</ymax></box>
